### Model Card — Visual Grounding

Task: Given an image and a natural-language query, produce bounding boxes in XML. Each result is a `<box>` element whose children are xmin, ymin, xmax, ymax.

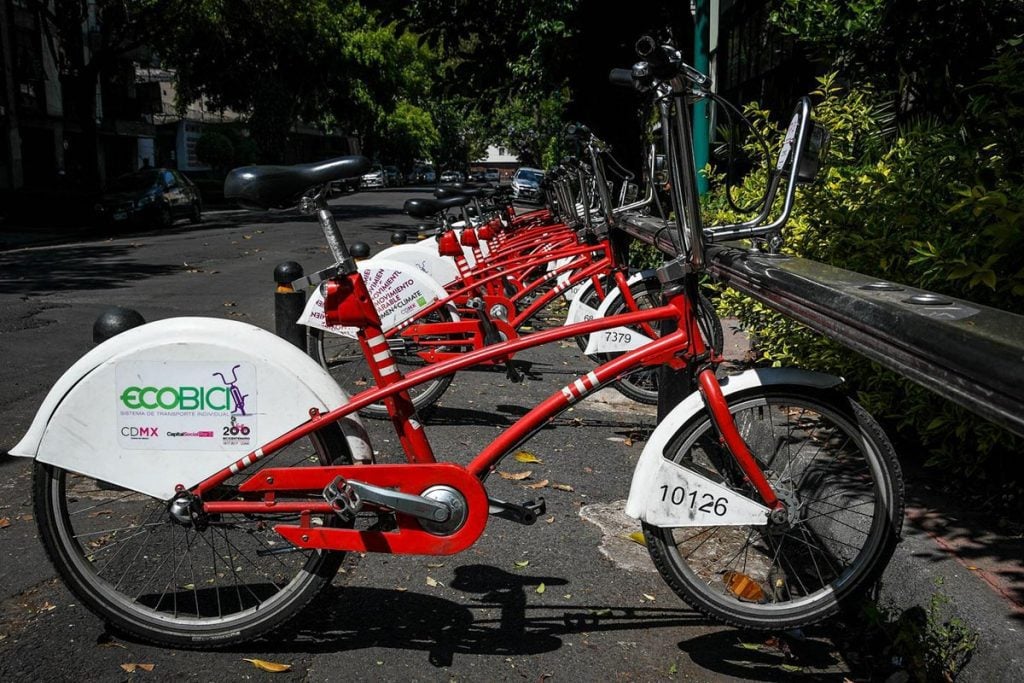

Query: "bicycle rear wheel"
<box><xmin>643</xmin><ymin>387</ymin><xmax>903</xmax><ymax>630</ymax></box>
<box><xmin>309</xmin><ymin>307</ymin><xmax>457</xmax><ymax>419</ymax></box>
<box><xmin>34</xmin><ymin>424</ymin><xmax>352</xmax><ymax>648</ymax></box>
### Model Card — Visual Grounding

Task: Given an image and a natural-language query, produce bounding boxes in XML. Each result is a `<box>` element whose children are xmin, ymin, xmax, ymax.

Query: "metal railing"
<box><xmin>618</xmin><ymin>212</ymin><xmax>1024</xmax><ymax>438</ymax></box>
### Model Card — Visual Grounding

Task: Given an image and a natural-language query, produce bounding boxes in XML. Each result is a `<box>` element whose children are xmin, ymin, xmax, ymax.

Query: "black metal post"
<box><xmin>274</xmin><ymin>261</ymin><xmax>307</xmax><ymax>351</ymax></box>
<box><xmin>93</xmin><ymin>307</ymin><xmax>146</xmax><ymax>344</ymax></box>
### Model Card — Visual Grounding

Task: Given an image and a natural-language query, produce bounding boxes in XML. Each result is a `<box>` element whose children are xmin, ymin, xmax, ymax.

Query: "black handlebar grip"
<box><xmin>609</xmin><ymin>68</ymin><xmax>635</xmax><ymax>88</ymax></box>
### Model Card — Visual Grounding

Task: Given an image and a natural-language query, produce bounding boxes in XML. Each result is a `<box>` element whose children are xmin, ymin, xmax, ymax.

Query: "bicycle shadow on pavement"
<box><xmin>679</xmin><ymin>629</ymin><xmax>850</xmax><ymax>681</ymax></box>
<box><xmin>244</xmin><ymin>565</ymin><xmax>703</xmax><ymax>667</ymax></box>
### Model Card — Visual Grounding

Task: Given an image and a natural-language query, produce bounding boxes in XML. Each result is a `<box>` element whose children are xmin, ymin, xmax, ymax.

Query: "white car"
<box><xmin>360</xmin><ymin>165</ymin><xmax>385</xmax><ymax>189</ymax></box>
<box><xmin>511</xmin><ymin>167</ymin><xmax>544</xmax><ymax>202</ymax></box>
<box><xmin>439</xmin><ymin>170</ymin><xmax>463</xmax><ymax>184</ymax></box>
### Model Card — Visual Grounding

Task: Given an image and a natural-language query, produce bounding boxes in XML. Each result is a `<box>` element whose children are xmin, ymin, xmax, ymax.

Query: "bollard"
<box><xmin>350</xmin><ymin>241</ymin><xmax>371</xmax><ymax>260</ymax></box>
<box><xmin>390</xmin><ymin>231</ymin><xmax>408</xmax><ymax>245</ymax></box>
<box><xmin>93</xmin><ymin>307</ymin><xmax>146</xmax><ymax>344</ymax></box>
<box><xmin>274</xmin><ymin>261</ymin><xmax>307</xmax><ymax>351</ymax></box>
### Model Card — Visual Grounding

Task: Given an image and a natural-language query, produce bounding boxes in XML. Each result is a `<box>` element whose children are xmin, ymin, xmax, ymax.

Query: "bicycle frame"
<box><xmin>193</xmin><ymin>269</ymin><xmax>779</xmax><ymax>556</ymax></box>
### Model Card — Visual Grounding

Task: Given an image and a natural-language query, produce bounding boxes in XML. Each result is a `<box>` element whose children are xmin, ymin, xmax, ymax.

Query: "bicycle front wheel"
<box><xmin>643</xmin><ymin>387</ymin><xmax>903</xmax><ymax>630</ymax></box>
<box><xmin>34</xmin><ymin>424</ymin><xmax>352</xmax><ymax>648</ymax></box>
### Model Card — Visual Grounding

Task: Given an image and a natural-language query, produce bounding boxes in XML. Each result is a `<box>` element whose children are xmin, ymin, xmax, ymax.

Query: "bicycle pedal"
<box><xmin>488</xmin><ymin>496</ymin><xmax>545</xmax><ymax>525</ymax></box>
<box><xmin>323</xmin><ymin>476</ymin><xmax>362</xmax><ymax>521</ymax></box>
<box><xmin>505</xmin><ymin>361</ymin><xmax>524</xmax><ymax>383</ymax></box>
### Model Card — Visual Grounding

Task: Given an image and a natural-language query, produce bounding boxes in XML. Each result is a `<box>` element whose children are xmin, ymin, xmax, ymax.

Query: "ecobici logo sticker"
<box><xmin>115</xmin><ymin>362</ymin><xmax>257</xmax><ymax>450</ymax></box>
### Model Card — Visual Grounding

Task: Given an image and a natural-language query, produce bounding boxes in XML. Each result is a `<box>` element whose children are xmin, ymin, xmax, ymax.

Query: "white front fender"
<box><xmin>299</xmin><ymin>257</ymin><xmax>458</xmax><ymax>339</ymax></box>
<box><xmin>11</xmin><ymin>317</ymin><xmax>373</xmax><ymax>500</ymax></box>
<box><xmin>624</xmin><ymin>368</ymin><xmax>843</xmax><ymax>523</ymax></box>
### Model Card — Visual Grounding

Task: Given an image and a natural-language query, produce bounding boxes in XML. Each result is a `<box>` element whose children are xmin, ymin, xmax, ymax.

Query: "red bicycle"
<box><xmin>19</xmin><ymin>38</ymin><xmax>903</xmax><ymax>647</ymax></box>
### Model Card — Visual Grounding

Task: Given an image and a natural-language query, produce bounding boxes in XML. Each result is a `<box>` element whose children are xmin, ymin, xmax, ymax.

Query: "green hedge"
<box><xmin>702</xmin><ymin>40</ymin><xmax>1024</xmax><ymax>487</ymax></box>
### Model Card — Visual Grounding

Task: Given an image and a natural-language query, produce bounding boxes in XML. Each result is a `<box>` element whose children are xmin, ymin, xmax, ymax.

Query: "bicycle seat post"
<box><xmin>307</xmin><ymin>192</ymin><xmax>357</xmax><ymax>275</ymax></box>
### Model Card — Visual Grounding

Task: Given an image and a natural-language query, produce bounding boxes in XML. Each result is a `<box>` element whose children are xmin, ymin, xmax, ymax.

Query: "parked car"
<box><xmin>484</xmin><ymin>168</ymin><xmax>501</xmax><ymax>183</ymax></box>
<box><xmin>330</xmin><ymin>176</ymin><xmax>361</xmax><ymax>194</ymax></box>
<box><xmin>511</xmin><ymin>167</ymin><xmax>544</xmax><ymax>203</ymax></box>
<box><xmin>360</xmin><ymin>164</ymin><xmax>386</xmax><ymax>189</ymax></box>
<box><xmin>439</xmin><ymin>170</ymin><xmax>463</xmax><ymax>184</ymax></box>
<box><xmin>94</xmin><ymin>168</ymin><xmax>202</xmax><ymax>228</ymax></box>
<box><xmin>470</xmin><ymin>169</ymin><xmax>486</xmax><ymax>182</ymax></box>
<box><xmin>383</xmin><ymin>165</ymin><xmax>402</xmax><ymax>187</ymax></box>
<box><xmin>406</xmin><ymin>165</ymin><xmax>436</xmax><ymax>184</ymax></box>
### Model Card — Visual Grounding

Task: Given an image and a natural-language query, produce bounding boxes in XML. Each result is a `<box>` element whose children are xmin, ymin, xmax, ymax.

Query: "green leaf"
<box><xmin>535</xmin><ymin>582</ymin><xmax>546</xmax><ymax>594</ymax></box>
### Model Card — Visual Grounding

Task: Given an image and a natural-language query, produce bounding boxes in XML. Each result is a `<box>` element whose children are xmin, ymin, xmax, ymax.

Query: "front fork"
<box><xmin>697</xmin><ymin>368</ymin><xmax>782</xmax><ymax>511</ymax></box>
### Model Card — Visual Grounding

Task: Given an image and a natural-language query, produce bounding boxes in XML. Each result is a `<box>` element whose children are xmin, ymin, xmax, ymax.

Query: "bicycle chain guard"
<box><xmin>239</xmin><ymin>463</ymin><xmax>489</xmax><ymax>555</ymax></box>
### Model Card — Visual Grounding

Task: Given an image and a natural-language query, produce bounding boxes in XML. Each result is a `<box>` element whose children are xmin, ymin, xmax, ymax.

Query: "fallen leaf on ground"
<box><xmin>623</xmin><ymin>438</ymin><xmax>634</xmax><ymax>447</ymax></box>
<box><xmin>120</xmin><ymin>663</ymin><xmax>155</xmax><ymax>673</ymax></box>
<box><xmin>425</xmin><ymin>562</ymin><xmax>445</xmax><ymax>568</ymax></box>
<box><xmin>243</xmin><ymin>658</ymin><xmax>290</xmax><ymax>673</ymax></box>
<box><xmin>545</xmin><ymin>516</ymin><xmax>555</xmax><ymax>524</ymax></box>
<box><xmin>592</xmin><ymin>608</ymin><xmax>612</xmax><ymax>617</ymax></box>
<box><xmin>498</xmin><ymin>470</ymin><xmax>532</xmax><ymax>480</ymax></box>
<box><xmin>426</xmin><ymin>576</ymin><xmax>440</xmax><ymax>587</ymax></box>
<box><xmin>525</xmin><ymin>480</ymin><xmax>549</xmax><ymax>490</ymax></box>
<box><xmin>514</xmin><ymin>452</ymin><xmax>543</xmax><ymax>464</ymax></box>
<box><xmin>626</xmin><ymin>531</ymin><xmax>646</xmax><ymax>546</ymax></box>
<box><xmin>551</xmin><ymin>483</ymin><xmax>574</xmax><ymax>492</ymax></box>
<box><xmin>643</xmin><ymin>594</ymin><xmax>656</xmax><ymax>602</ymax></box>
<box><xmin>97</xmin><ymin>636</ymin><xmax>127</xmax><ymax>650</ymax></box>
<box><xmin>536</xmin><ymin>583</ymin><xmax>546</xmax><ymax>594</ymax></box>
<box><xmin>514</xmin><ymin>560</ymin><xmax>529</xmax><ymax>569</ymax></box>
<box><xmin>0</xmin><ymin>518</ymin><xmax>10</xmax><ymax>529</ymax></box>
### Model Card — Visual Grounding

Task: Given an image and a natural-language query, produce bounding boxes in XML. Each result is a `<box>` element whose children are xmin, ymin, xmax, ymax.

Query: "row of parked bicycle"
<box><xmin>14</xmin><ymin>34</ymin><xmax>904</xmax><ymax>649</ymax></box>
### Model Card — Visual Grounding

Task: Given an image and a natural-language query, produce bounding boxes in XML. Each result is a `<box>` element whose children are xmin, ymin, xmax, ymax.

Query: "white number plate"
<box><xmin>644</xmin><ymin>459</ymin><xmax>771</xmax><ymax>527</ymax></box>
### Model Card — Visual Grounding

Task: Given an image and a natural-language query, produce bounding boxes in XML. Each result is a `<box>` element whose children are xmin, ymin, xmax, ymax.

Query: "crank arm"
<box><xmin>347</xmin><ymin>480</ymin><xmax>451</xmax><ymax>523</ymax></box>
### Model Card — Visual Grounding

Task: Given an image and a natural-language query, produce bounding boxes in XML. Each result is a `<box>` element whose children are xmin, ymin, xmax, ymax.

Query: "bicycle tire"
<box><xmin>308</xmin><ymin>307</ymin><xmax>457</xmax><ymax>420</ymax></box>
<box><xmin>643</xmin><ymin>386</ymin><xmax>904</xmax><ymax>630</ymax></box>
<box><xmin>34</xmin><ymin>423</ymin><xmax>353</xmax><ymax>648</ymax></box>
<box><xmin>604</xmin><ymin>281</ymin><xmax>723</xmax><ymax>405</ymax></box>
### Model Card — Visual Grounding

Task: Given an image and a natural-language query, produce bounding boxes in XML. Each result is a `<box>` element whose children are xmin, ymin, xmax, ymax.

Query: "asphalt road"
<box><xmin>0</xmin><ymin>187</ymin><xmax>1016</xmax><ymax>681</ymax></box>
